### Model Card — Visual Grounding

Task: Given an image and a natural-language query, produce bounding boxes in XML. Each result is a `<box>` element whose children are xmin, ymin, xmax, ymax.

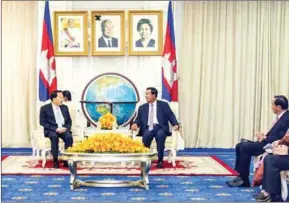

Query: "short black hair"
<box><xmin>101</xmin><ymin>19</ymin><xmax>112</xmax><ymax>34</ymax></box>
<box><xmin>146</xmin><ymin>87</ymin><xmax>158</xmax><ymax>98</ymax></box>
<box><xmin>63</xmin><ymin>90</ymin><xmax>72</xmax><ymax>101</ymax></box>
<box><xmin>137</xmin><ymin>18</ymin><xmax>153</xmax><ymax>32</ymax></box>
<box><xmin>50</xmin><ymin>90</ymin><xmax>62</xmax><ymax>101</ymax></box>
<box><xmin>274</xmin><ymin>95</ymin><xmax>288</xmax><ymax>110</ymax></box>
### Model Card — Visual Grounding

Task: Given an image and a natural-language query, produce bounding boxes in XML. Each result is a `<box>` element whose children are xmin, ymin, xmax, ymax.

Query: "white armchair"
<box><xmin>132</xmin><ymin>101</ymin><xmax>184</xmax><ymax>167</ymax></box>
<box><xmin>30</xmin><ymin>101</ymin><xmax>84</xmax><ymax>168</ymax></box>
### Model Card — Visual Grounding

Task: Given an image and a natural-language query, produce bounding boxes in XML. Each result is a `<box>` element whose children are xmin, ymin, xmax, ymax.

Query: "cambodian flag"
<box><xmin>39</xmin><ymin>1</ymin><xmax>57</xmax><ymax>101</ymax></box>
<box><xmin>161</xmin><ymin>1</ymin><xmax>178</xmax><ymax>102</ymax></box>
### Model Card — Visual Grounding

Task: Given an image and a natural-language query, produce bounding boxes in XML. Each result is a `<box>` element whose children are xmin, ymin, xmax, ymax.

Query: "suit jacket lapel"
<box><xmin>156</xmin><ymin>100</ymin><xmax>161</xmax><ymax>122</ymax></box>
<box><xmin>49</xmin><ymin>103</ymin><xmax>57</xmax><ymax>124</ymax></box>
<box><xmin>60</xmin><ymin>105</ymin><xmax>66</xmax><ymax>122</ymax></box>
<box><xmin>144</xmin><ymin>103</ymin><xmax>149</xmax><ymax>125</ymax></box>
<box><xmin>267</xmin><ymin>110</ymin><xmax>288</xmax><ymax>135</ymax></box>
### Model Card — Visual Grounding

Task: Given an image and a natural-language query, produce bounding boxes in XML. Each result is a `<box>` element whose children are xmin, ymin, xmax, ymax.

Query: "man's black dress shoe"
<box><xmin>226</xmin><ymin>176</ymin><xmax>241</xmax><ymax>183</ymax></box>
<box><xmin>226</xmin><ymin>177</ymin><xmax>250</xmax><ymax>187</ymax></box>
<box><xmin>254</xmin><ymin>192</ymin><xmax>271</xmax><ymax>202</ymax></box>
<box><xmin>156</xmin><ymin>161</ymin><xmax>164</xmax><ymax>168</ymax></box>
<box><xmin>53</xmin><ymin>161</ymin><xmax>59</xmax><ymax>169</ymax></box>
<box><xmin>225</xmin><ymin>176</ymin><xmax>241</xmax><ymax>185</ymax></box>
<box><xmin>63</xmin><ymin>161</ymin><xmax>69</xmax><ymax>168</ymax></box>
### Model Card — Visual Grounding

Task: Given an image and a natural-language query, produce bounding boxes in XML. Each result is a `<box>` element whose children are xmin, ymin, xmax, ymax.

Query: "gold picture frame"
<box><xmin>128</xmin><ymin>10</ymin><xmax>163</xmax><ymax>56</ymax></box>
<box><xmin>91</xmin><ymin>11</ymin><xmax>125</xmax><ymax>56</ymax></box>
<box><xmin>54</xmin><ymin>11</ymin><xmax>88</xmax><ymax>56</ymax></box>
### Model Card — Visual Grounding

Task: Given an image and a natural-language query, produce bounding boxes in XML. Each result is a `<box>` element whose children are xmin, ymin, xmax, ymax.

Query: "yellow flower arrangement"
<box><xmin>98</xmin><ymin>113</ymin><xmax>116</xmax><ymax>130</ymax></box>
<box><xmin>66</xmin><ymin>133</ymin><xmax>150</xmax><ymax>153</ymax></box>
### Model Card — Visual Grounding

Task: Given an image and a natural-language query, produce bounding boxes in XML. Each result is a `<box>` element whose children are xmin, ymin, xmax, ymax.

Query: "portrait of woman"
<box><xmin>135</xmin><ymin>18</ymin><xmax>155</xmax><ymax>48</ymax></box>
<box><xmin>128</xmin><ymin>10</ymin><xmax>163</xmax><ymax>56</ymax></box>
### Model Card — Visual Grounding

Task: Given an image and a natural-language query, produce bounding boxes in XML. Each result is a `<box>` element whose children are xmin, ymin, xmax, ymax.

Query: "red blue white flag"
<box><xmin>161</xmin><ymin>1</ymin><xmax>178</xmax><ymax>102</ymax></box>
<box><xmin>39</xmin><ymin>1</ymin><xmax>57</xmax><ymax>101</ymax></box>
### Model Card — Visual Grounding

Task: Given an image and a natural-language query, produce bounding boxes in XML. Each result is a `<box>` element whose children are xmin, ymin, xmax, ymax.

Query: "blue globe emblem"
<box><xmin>81</xmin><ymin>73</ymin><xmax>140</xmax><ymax>127</ymax></box>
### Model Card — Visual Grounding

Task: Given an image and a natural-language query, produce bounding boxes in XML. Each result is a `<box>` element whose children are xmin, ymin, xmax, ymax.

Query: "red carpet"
<box><xmin>2</xmin><ymin>155</ymin><xmax>237</xmax><ymax>176</ymax></box>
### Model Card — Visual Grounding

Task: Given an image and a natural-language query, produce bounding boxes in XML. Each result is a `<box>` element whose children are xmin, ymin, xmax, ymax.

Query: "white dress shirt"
<box><xmin>103</xmin><ymin>36</ymin><xmax>112</xmax><ymax>47</ymax></box>
<box><xmin>277</xmin><ymin>110</ymin><xmax>286</xmax><ymax>120</ymax></box>
<box><xmin>52</xmin><ymin>103</ymin><xmax>64</xmax><ymax>127</ymax></box>
<box><xmin>147</xmin><ymin>100</ymin><xmax>159</xmax><ymax>125</ymax></box>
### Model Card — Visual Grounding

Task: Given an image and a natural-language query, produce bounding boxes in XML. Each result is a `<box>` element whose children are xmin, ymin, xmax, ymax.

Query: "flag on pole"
<box><xmin>161</xmin><ymin>1</ymin><xmax>178</xmax><ymax>102</ymax></box>
<box><xmin>39</xmin><ymin>1</ymin><xmax>57</xmax><ymax>101</ymax></box>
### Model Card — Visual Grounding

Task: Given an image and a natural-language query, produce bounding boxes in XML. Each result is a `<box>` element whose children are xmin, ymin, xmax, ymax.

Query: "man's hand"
<box><xmin>273</xmin><ymin>145</ymin><xmax>289</xmax><ymax>155</ymax></box>
<box><xmin>172</xmin><ymin>125</ymin><xmax>179</xmax><ymax>131</ymax></box>
<box><xmin>56</xmin><ymin>127</ymin><xmax>67</xmax><ymax>134</ymax></box>
<box><xmin>272</xmin><ymin>140</ymin><xmax>280</xmax><ymax>148</ymax></box>
<box><xmin>131</xmin><ymin>123</ymin><xmax>138</xmax><ymax>131</ymax></box>
<box><xmin>255</xmin><ymin>132</ymin><xmax>265</xmax><ymax>142</ymax></box>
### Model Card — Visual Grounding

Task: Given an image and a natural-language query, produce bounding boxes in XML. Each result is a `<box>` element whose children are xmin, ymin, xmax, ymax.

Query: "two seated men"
<box><xmin>227</xmin><ymin>95</ymin><xmax>289</xmax><ymax>202</ymax></box>
<box><xmin>40</xmin><ymin>88</ymin><xmax>179</xmax><ymax>169</ymax></box>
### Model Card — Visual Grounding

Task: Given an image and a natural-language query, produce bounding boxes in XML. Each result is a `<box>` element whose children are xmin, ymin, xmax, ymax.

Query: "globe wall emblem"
<box><xmin>81</xmin><ymin>73</ymin><xmax>140</xmax><ymax>127</ymax></box>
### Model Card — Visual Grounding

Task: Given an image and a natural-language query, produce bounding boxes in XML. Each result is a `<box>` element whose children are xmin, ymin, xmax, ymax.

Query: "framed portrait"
<box><xmin>54</xmin><ymin>11</ymin><xmax>88</xmax><ymax>56</ymax></box>
<box><xmin>128</xmin><ymin>10</ymin><xmax>163</xmax><ymax>56</ymax></box>
<box><xmin>91</xmin><ymin>11</ymin><xmax>125</xmax><ymax>56</ymax></box>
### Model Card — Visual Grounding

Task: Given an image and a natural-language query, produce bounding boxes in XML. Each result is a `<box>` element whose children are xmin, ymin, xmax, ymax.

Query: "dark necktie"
<box><xmin>108</xmin><ymin>40</ymin><xmax>111</xmax><ymax>47</ymax></box>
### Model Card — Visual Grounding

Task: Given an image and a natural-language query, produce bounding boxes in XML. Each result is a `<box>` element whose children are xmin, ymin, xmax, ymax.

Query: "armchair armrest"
<box><xmin>74</xmin><ymin>124</ymin><xmax>85</xmax><ymax>141</ymax></box>
<box><xmin>172</xmin><ymin>130</ymin><xmax>185</xmax><ymax>150</ymax></box>
<box><xmin>30</xmin><ymin>125</ymin><xmax>47</xmax><ymax>149</ymax></box>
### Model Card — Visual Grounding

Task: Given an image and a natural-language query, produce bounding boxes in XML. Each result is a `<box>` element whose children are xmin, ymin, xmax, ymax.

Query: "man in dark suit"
<box><xmin>98</xmin><ymin>19</ymin><xmax>118</xmax><ymax>48</ymax></box>
<box><xmin>254</xmin><ymin>132</ymin><xmax>289</xmax><ymax>202</ymax></box>
<box><xmin>131</xmin><ymin>87</ymin><xmax>179</xmax><ymax>168</ymax></box>
<box><xmin>40</xmin><ymin>90</ymin><xmax>73</xmax><ymax>168</ymax></box>
<box><xmin>227</xmin><ymin>95</ymin><xmax>289</xmax><ymax>187</ymax></box>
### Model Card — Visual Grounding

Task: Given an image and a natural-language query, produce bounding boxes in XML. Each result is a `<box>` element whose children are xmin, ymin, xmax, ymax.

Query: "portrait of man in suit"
<box><xmin>135</xmin><ymin>18</ymin><xmax>155</xmax><ymax>48</ymax></box>
<box><xmin>131</xmin><ymin>87</ymin><xmax>179</xmax><ymax>168</ymax></box>
<box><xmin>40</xmin><ymin>90</ymin><xmax>73</xmax><ymax>169</ymax></box>
<box><xmin>98</xmin><ymin>19</ymin><xmax>118</xmax><ymax>48</ymax></box>
<box><xmin>60</xmin><ymin>18</ymin><xmax>81</xmax><ymax>48</ymax></box>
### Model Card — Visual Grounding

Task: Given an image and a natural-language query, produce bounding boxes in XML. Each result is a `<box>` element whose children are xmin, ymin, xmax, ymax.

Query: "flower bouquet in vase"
<box><xmin>98</xmin><ymin>113</ymin><xmax>117</xmax><ymax>130</ymax></box>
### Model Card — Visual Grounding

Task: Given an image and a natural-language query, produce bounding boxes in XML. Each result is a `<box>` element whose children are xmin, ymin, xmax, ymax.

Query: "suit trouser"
<box><xmin>46</xmin><ymin>131</ymin><xmax>73</xmax><ymax>161</ymax></box>
<box><xmin>142</xmin><ymin>125</ymin><xmax>167</xmax><ymax>161</ymax></box>
<box><xmin>262</xmin><ymin>154</ymin><xmax>289</xmax><ymax>195</ymax></box>
<box><xmin>234</xmin><ymin>141</ymin><xmax>266</xmax><ymax>181</ymax></box>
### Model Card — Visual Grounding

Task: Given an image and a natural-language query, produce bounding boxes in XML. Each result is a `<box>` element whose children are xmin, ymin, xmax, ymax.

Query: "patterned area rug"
<box><xmin>2</xmin><ymin>155</ymin><xmax>237</xmax><ymax>176</ymax></box>
<box><xmin>2</xmin><ymin>149</ymin><xmax>269</xmax><ymax>202</ymax></box>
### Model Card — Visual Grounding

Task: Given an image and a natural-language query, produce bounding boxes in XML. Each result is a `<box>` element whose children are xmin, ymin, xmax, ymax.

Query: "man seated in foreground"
<box><xmin>227</xmin><ymin>95</ymin><xmax>289</xmax><ymax>187</ymax></box>
<box><xmin>131</xmin><ymin>87</ymin><xmax>179</xmax><ymax>168</ymax></box>
<box><xmin>254</xmin><ymin>130</ymin><xmax>289</xmax><ymax>202</ymax></box>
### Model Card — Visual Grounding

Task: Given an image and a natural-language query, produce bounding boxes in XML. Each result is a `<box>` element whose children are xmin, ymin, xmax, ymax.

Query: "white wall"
<box><xmin>37</xmin><ymin>1</ymin><xmax>184</xmax><ymax>126</ymax></box>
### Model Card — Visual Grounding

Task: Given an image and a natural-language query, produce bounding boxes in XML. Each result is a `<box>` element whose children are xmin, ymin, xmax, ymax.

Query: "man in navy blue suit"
<box><xmin>98</xmin><ymin>19</ymin><xmax>118</xmax><ymax>48</ymax></box>
<box><xmin>40</xmin><ymin>90</ymin><xmax>73</xmax><ymax>168</ymax></box>
<box><xmin>131</xmin><ymin>87</ymin><xmax>179</xmax><ymax>168</ymax></box>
